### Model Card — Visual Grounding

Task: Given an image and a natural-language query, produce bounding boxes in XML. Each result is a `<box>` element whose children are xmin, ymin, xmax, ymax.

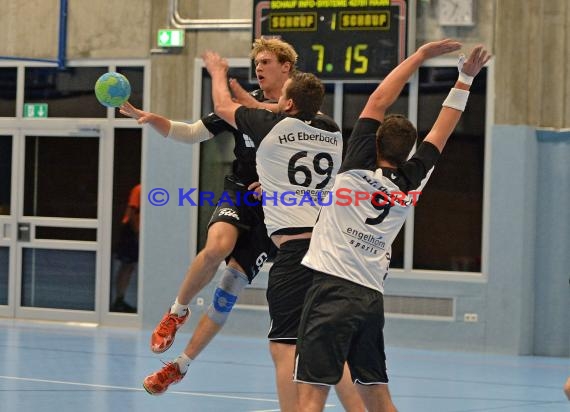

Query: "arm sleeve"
<box><xmin>339</xmin><ymin>118</ymin><xmax>381</xmax><ymax>173</ymax></box>
<box><xmin>167</xmin><ymin>120</ymin><xmax>213</xmax><ymax>144</ymax></box>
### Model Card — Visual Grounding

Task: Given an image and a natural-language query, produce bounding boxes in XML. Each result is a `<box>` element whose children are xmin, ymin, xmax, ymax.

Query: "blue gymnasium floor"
<box><xmin>0</xmin><ymin>319</ymin><xmax>569</xmax><ymax>412</ymax></box>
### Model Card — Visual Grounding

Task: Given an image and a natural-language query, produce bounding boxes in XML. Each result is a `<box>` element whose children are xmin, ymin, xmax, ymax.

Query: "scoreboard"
<box><xmin>252</xmin><ymin>0</ymin><xmax>408</xmax><ymax>82</ymax></box>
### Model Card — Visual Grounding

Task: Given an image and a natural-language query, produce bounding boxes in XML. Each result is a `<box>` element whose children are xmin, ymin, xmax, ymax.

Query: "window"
<box><xmin>413</xmin><ymin>67</ymin><xmax>486</xmax><ymax>272</ymax></box>
<box><xmin>25</xmin><ymin>67</ymin><xmax>108</xmax><ymax>118</ymax></box>
<box><xmin>24</xmin><ymin>66</ymin><xmax>145</xmax><ymax>118</ymax></box>
<box><xmin>23</xmin><ymin>136</ymin><xmax>99</xmax><ymax>218</ymax></box>
<box><xmin>0</xmin><ymin>68</ymin><xmax>17</xmax><ymax>117</ymax></box>
<box><xmin>0</xmin><ymin>136</ymin><xmax>12</xmax><ymax>215</ymax></box>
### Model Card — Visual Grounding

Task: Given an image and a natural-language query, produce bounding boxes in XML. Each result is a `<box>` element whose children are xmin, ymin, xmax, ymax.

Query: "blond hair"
<box><xmin>250</xmin><ymin>37</ymin><xmax>298</xmax><ymax>69</ymax></box>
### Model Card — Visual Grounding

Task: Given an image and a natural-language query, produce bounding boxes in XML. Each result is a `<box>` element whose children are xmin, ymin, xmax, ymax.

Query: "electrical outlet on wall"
<box><xmin>464</xmin><ymin>313</ymin><xmax>479</xmax><ymax>322</ymax></box>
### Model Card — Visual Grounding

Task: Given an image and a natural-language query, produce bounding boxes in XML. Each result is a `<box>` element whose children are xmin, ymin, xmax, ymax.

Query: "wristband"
<box><xmin>442</xmin><ymin>88</ymin><xmax>470</xmax><ymax>112</ymax></box>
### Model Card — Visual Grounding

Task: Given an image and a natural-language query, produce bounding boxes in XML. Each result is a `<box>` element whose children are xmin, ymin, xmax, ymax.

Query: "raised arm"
<box><xmin>424</xmin><ymin>45</ymin><xmax>491</xmax><ymax>153</ymax></box>
<box><xmin>229</xmin><ymin>79</ymin><xmax>280</xmax><ymax>113</ymax></box>
<box><xmin>202</xmin><ymin>51</ymin><xmax>241</xmax><ymax>128</ymax></box>
<box><xmin>360</xmin><ymin>39</ymin><xmax>462</xmax><ymax>122</ymax></box>
<box><xmin>119</xmin><ymin>101</ymin><xmax>212</xmax><ymax>144</ymax></box>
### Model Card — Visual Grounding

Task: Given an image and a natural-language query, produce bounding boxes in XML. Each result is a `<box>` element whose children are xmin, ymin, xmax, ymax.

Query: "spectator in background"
<box><xmin>111</xmin><ymin>183</ymin><xmax>140</xmax><ymax>313</ymax></box>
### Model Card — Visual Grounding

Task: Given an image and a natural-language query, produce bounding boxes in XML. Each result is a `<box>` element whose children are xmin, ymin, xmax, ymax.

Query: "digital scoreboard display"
<box><xmin>252</xmin><ymin>0</ymin><xmax>408</xmax><ymax>82</ymax></box>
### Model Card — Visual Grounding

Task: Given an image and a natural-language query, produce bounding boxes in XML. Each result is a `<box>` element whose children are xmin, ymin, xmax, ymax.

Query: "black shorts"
<box><xmin>266</xmin><ymin>238</ymin><xmax>313</xmax><ymax>343</ymax></box>
<box><xmin>294</xmin><ymin>271</ymin><xmax>388</xmax><ymax>385</ymax></box>
<box><xmin>116</xmin><ymin>223</ymin><xmax>139</xmax><ymax>264</ymax></box>
<box><xmin>208</xmin><ymin>176</ymin><xmax>276</xmax><ymax>282</ymax></box>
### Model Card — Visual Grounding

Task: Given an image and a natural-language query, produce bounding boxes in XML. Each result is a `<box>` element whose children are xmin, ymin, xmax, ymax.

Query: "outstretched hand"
<box><xmin>120</xmin><ymin>101</ymin><xmax>151</xmax><ymax>124</ymax></box>
<box><xmin>459</xmin><ymin>45</ymin><xmax>492</xmax><ymax>78</ymax></box>
<box><xmin>202</xmin><ymin>50</ymin><xmax>229</xmax><ymax>76</ymax></box>
<box><xmin>418</xmin><ymin>39</ymin><xmax>462</xmax><ymax>59</ymax></box>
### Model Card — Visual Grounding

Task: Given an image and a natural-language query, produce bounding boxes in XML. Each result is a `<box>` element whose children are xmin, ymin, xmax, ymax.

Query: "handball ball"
<box><xmin>94</xmin><ymin>72</ymin><xmax>131</xmax><ymax>107</ymax></box>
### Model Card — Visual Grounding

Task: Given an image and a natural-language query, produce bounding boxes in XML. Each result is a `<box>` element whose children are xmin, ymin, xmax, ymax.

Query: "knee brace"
<box><xmin>206</xmin><ymin>267</ymin><xmax>248</xmax><ymax>325</ymax></box>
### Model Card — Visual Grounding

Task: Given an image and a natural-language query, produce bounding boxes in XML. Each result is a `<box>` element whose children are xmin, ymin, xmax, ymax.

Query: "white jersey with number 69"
<box><xmin>234</xmin><ymin>108</ymin><xmax>343</xmax><ymax>236</ymax></box>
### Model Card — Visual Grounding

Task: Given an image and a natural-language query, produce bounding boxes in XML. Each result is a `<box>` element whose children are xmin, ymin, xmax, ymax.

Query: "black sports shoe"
<box><xmin>111</xmin><ymin>297</ymin><xmax>137</xmax><ymax>313</ymax></box>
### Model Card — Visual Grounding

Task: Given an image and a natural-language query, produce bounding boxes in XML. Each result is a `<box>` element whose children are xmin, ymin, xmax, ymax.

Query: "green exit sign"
<box><xmin>157</xmin><ymin>29</ymin><xmax>185</xmax><ymax>48</ymax></box>
<box><xmin>23</xmin><ymin>103</ymin><xmax>48</xmax><ymax>118</ymax></box>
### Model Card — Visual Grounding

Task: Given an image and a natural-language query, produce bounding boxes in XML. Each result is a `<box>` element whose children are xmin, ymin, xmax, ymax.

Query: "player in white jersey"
<box><xmin>294</xmin><ymin>40</ymin><xmax>491</xmax><ymax>411</ymax></box>
<box><xmin>203</xmin><ymin>52</ymin><xmax>364</xmax><ymax>412</ymax></box>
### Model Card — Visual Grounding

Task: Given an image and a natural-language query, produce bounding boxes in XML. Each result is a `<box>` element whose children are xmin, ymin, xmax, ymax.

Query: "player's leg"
<box><xmin>181</xmin><ymin>202</ymin><xmax>272</xmax><ymax>360</ymax></box>
<box><xmin>293</xmin><ymin>275</ymin><xmax>337</xmax><ymax>412</ymax></box>
<box><xmin>144</xmin><ymin>200</ymin><xmax>269</xmax><ymax>395</ymax></box>
<box><xmin>143</xmin><ymin>261</ymin><xmax>249</xmax><ymax>395</ymax></box>
<box><xmin>265</xmin><ymin>239</ymin><xmax>361</xmax><ymax>410</ymax></box>
<box><xmin>183</xmin><ymin>258</ymin><xmax>248</xmax><ymax>359</ymax></box>
<box><xmin>347</xmin><ymin>283</ymin><xmax>396</xmax><ymax>412</ymax></box>
<box><xmin>334</xmin><ymin>363</ymin><xmax>365</xmax><ymax>411</ymax></box>
<box><xmin>143</xmin><ymin>222</ymin><xmax>240</xmax><ymax>395</ymax></box>
<box><xmin>269</xmin><ymin>346</ymin><xmax>363</xmax><ymax>412</ymax></box>
<box><xmin>270</xmin><ymin>341</ymin><xmax>298</xmax><ymax>412</ymax></box>
<box><xmin>148</xmin><ymin>220</ymin><xmax>239</xmax><ymax>354</ymax></box>
<box><xmin>175</xmin><ymin>220</ymin><xmax>239</xmax><ymax>305</ymax></box>
<box><xmin>564</xmin><ymin>377</ymin><xmax>570</xmax><ymax>400</ymax></box>
<box><xmin>266</xmin><ymin>240</ymin><xmax>312</xmax><ymax>411</ymax></box>
<box><xmin>294</xmin><ymin>271</ymin><xmax>366</xmax><ymax>411</ymax></box>
<box><xmin>355</xmin><ymin>384</ymin><xmax>397</xmax><ymax>412</ymax></box>
<box><xmin>297</xmin><ymin>382</ymin><xmax>330</xmax><ymax>412</ymax></box>
<box><xmin>270</xmin><ymin>346</ymin><xmax>361</xmax><ymax>412</ymax></box>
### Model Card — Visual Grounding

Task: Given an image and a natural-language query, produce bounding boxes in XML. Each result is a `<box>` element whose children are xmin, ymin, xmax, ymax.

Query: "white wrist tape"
<box><xmin>167</xmin><ymin>120</ymin><xmax>212</xmax><ymax>144</ymax></box>
<box><xmin>457</xmin><ymin>54</ymin><xmax>466</xmax><ymax>71</ymax></box>
<box><xmin>458</xmin><ymin>71</ymin><xmax>474</xmax><ymax>85</ymax></box>
<box><xmin>442</xmin><ymin>88</ymin><xmax>470</xmax><ymax>112</ymax></box>
<box><xmin>456</xmin><ymin>53</ymin><xmax>474</xmax><ymax>85</ymax></box>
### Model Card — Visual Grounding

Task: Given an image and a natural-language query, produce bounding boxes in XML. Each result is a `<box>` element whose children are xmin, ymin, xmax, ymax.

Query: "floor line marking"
<box><xmin>0</xmin><ymin>375</ymin><xmax>279</xmax><ymax>403</ymax></box>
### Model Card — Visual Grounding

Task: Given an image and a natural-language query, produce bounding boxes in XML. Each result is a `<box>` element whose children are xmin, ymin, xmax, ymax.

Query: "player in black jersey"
<box><xmin>203</xmin><ymin>52</ymin><xmax>364</xmax><ymax>412</ymax></box>
<box><xmin>120</xmin><ymin>38</ymin><xmax>300</xmax><ymax>395</ymax></box>
<box><xmin>294</xmin><ymin>41</ymin><xmax>490</xmax><ymax>411</ymax></box>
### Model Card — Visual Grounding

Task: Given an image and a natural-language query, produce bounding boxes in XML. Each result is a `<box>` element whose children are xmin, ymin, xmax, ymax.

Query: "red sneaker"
<box><xmin>143</xmin><ymin>361</ymin><xmax>186</xmax><ymax>395</ymax></box>
<box><xmin>150</xmin><ymin>309</ymin><xmax>190</xmax><ymax>353</ymax></box>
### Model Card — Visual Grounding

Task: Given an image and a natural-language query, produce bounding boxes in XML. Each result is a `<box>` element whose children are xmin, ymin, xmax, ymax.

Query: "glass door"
<box><xmin>0</xmin><ymin>132</ymin><xmax>15</xmax><ymax>317</ymax></box>
<box><xmin>12</xmin><ymin>128</ymin><xmax>102</xmax><ymax>323</ymax></box>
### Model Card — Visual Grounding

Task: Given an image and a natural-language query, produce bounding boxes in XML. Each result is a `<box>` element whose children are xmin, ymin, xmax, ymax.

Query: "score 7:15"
<box><xmin>311</xmin><ymin>43</ymin><xmax>369</xmax><ymax>74</ymax></box>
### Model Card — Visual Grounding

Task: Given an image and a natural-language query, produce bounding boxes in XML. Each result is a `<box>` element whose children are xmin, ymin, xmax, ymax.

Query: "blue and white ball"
<box><xmin>94</xmin><ymin>72</ymin><xmax>131</xmax><ymax>107</ymax></box>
